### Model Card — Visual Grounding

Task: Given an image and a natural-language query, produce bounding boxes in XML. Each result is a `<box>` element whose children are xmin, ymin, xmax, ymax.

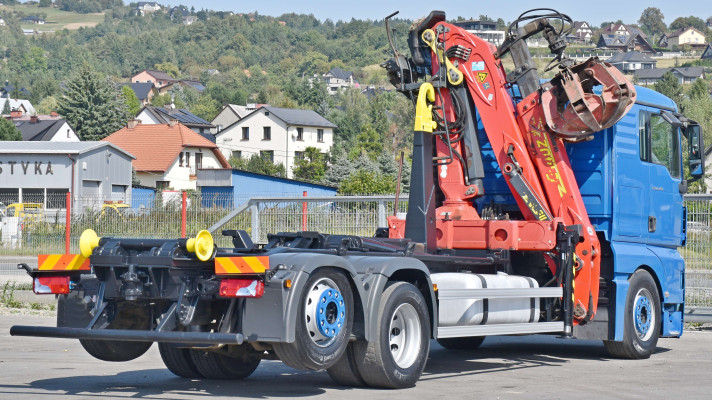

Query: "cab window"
<box><xmin>639</xmin><ymin>111</ymin><xmax>681</xmax><ymax>179</ymax></box>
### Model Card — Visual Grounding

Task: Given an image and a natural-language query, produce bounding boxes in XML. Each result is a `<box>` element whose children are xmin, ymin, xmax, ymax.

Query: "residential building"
<box><xmin>702</xmin><ymin>44</ymin><xmax>712</xmax><ymax>60</ymax></box>
<box><xmin>14</xmin><ymin>116</ymin><xmax>79</xmax><ymax>142</ymax></box>
<box><xmin>135</xmin><ymin>2</ymin><xmax>161</xmax><ymax>15</ymax></box>
<box><xmin>634</xmin><ymin>67</ymin><xmax>705</xmax><ymax>85</ymax></box>
<box><xmin>1</xmin><ymin>80</ymin><xmax>30</xmax><ymax>99</ymax></box>
<box><xmin>0</xmin><ymin>141</ymin><xmax>134</xmax><ymax>210</ymax></box>
<box><xmin>0</xmin><ymin>98</ymin><xmax>35</xmax><ymax>116</ymax></box>
<box><xmin>320</xmin><ymin>67</ymin><xmax>359</xmax><ymax>94</ymax></box>
<box><xmin>118</xmin><ymin>82</ymin><xmax>155</xmax><ymax>106</ymax></box>
<box><xmin>19</xmin><ymin>16</ymin><xmax>45</xmax><ymax>24</ymax></box>
<box><xmin>157</xmin><ymin>79</ymin><xmax>206</xmax><ymax>95</ymax></box>
<box><xmin>0</xmin><ymin>16</ymin><xmax>6</xmax><ymax>26</ymax></box>
<box><xmin>136</xmin><ymin>105</ymin><xmax>215</xmax><ymax>139</ymax></box>
<box><xmin>131</xmin><ymin>70</ymin><xmax>177</xmax><ymax>89</ymax></box>
<box><xmin>606</xmin><ymin>51</ymin><xmax>657</xmax><ymax>74</ymax></box>
<box><xmin>211</xmin><ymin>103</ymin><xmax>261</xmax><ymax>134</ymax></box>
<box><xmin>102</xmin><ymin>122</ymin><xmax>230</xmax><ymax>191</ymax></box>
<box><xmin>658</xmin><ymin>27</ymin><xmax>707</xmax><ymax>49</ymax></box>
<box><xmin>169</xmin><ymin>6</ymin><xmax>190</xmax><ymax>20</ymax></box>
<box><xmin>597</xmin><ymin>25</ymin><xmax>655</xmax><ymax>53</ymax></box>
<box><xmin>183</xmin><ymin>16</ymin><xmax>198</xmax><ymax>25</ymax></box>
<box><xmin>215</xmin><ymin>106</ymin><xmax>336</xmax><ymax>179</ymax></box>
<box><xmin>452</xmin><ymin>19</ymin><xmax>505</xmax><ymax>46</ymax></box>
<box><xmin>572</xmin><ymin>21</ymin><xmax>593</xmax><ymax>43</ymax></box>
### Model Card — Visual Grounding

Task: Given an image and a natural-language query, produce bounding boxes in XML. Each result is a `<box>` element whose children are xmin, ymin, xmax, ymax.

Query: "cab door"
<box><xmin>640</xmin><ymin>111</ymin><xmax>684</xmax><ymax>247</ymax></box>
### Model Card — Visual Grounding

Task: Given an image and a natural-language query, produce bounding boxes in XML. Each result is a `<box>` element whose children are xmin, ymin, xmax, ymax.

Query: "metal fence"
<box><xmin>1</xmin><ymin>192</ymin><xmax>711</xmax><ymax>316</ymax></box>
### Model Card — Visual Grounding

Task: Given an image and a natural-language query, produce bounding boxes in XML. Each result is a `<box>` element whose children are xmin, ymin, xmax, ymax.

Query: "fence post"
<box><xmin>181</xmin><ymin>190</ymin><xmax>187</xmax><ymax>238</ymax></box>
<box><xmin>65</xmin><ymin>192</ymin><xmax>71</xmax><ymax>254</ymax></box>
<box><xmin>250</xmin><ymin>202</ymin><xmax>260</xmax><ymax>243</ymax></box>
<box><xmin>378</xmin><ymin>200</ymin><xmax>386</xmax><ymax>228</ymax></box>
<box><xmin>302</xmin><ymin>191</ymin><xmax>308</xmax><ymax>231</ymax></box>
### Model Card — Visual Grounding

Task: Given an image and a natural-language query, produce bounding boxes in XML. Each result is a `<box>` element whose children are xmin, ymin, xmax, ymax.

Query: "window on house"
<box><xmin>186</xmin><ymin>152</ymin><xmax>190</xmax><ymax>167</ymax></box>
<box><xmin>260</xmin><ymin>150</ymin><xmax>274</xmax><ymax>163</ymax></box>
<box><xmin>317</xmin><ymin>129</ymin><xmax>324</xmax><ymax>142</ymax></box>
<box><xmin>242</xmin><ymin>127</ymin><xmax>249</xmax><ymax>140</ymax></box>
<box><xmin>295</xmin><ymin>151</ymin><xmax>304</xmax><ymax>161</ymax></box>
<box><xmin>179</xmin><ymin>152</ymin><xmax>184</xmax><ymax>167</ymax></box>
<box><xmin>265</xmin><ymin>111</ymin><xmax>270</xmax><ymax>116</ymax></box>
<box><xmin>232</xmin><ymin>150</ymin><xmax>242</xmax><ymax>159</ymax></box>
<box><xmin>195</xmin><ymin>153</ymin><xmax>203</xmax><ymax>169</ymax></box>
<box><xmin>296</xmin><ymin>127</ymin><xmax>304</xmax><ymax>141</ymax></box>
<box><xmin>217</xmin><ymin>125</ymin><xmax>223</xmax><ymax>132</ymax></box>
<box><xmin>263</xmin><ymin>126</ymin><xmax>271</xmax><ymax>140</ymax></box>
<box><xmin>156</xmin><ymin>181</ymin><xmax>170</xmax><ymax>190</ymax></box>
<box><xmin>67</xmin><ymin>129</ymin><xmax>71</xmax><ymax>138</ymax></box>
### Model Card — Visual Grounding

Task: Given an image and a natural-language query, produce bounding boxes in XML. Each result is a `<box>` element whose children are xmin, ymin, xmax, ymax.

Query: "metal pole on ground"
<box><xmin>65</xmin><ymin>192</ymin><xmax>71</xmax><ymax>254</ymax></box>
<box><xmin>181</xmin><ymin>191</ymin><xmax>187</xmax><ymax>238</ymax></box>
<box><xmin>302</xmin><ymin>191</ymin><xmax>307</xmax><ymax>231</ymax></box>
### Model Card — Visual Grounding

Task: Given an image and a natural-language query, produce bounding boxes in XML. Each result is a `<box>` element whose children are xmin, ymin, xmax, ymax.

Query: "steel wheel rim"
<box><xmin>389</xmin><ymin>303</ymin><xmax>421</xmax><ymax>369</ymax></box>
<box><xmin>305</xmin><ymin>277</ymin><xmax>345</xmax><ymax>347</ymax></box>
<box><xmin>633</xmin><ymin>288</ymin><xmax>655</xmax><ymax>341</ymax></box>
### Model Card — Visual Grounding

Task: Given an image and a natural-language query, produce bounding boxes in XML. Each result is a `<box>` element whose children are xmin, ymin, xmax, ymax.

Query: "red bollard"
<box><xmin>181</xmin><ymin>191</ymin><xmax>187</xmax><ymax>238</ymax></box>
<box><xmin>302</xmin><ymin>191</ymin><xmax>307</xmax><ymax>231</ymax></box>
<box><xmin>65</xmin><ymin>192</ymin><xmax>71</xmax><ymax>254</ymax></box>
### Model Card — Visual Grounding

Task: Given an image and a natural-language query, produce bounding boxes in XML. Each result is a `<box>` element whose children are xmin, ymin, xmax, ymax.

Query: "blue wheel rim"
<box><xmin>315</xmin><ymin>288</ymin><xmax>345</xmax><ymax>338</ymax></box>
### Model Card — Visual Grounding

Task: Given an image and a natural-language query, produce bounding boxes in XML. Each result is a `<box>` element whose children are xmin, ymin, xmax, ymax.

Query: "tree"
<box><xmin>39</xmin><ymin>0</ymin><xmax>51</xmax><ymax>7</ymax></box>
<box><xmin>654</xmin><ymin>71</ymin><xmax>683</xmax><ymax>103</ymax></box>
<box><xmin>37</xmin><ymin>96</ymin><xmax>59</xmax><ymax>115</ymax></box>
<box><xmin>687</xmin><ymin>78</ymin><xmax>710</xmax><ymax>101</ymax></box>
<box><xmin>190</xmin><ymin>94</ymin><xmax>220</xmax><ymax>121</ymax></box>
<box><xmin>154</xmin><ymin>62</ymin><xmax>180</xmax><ymax>78</ymax></box>
<box><xmin>57</xmin><ymin>63</ymin><xmax>129</xmax><ymax>141</ymax></box>
<box><xmin>338</xmin><ymin>170</ymin><xmax>396</xmax><ymax>195</ymax></box>
<box><xmin>292</xmin><ymin>147</ymin><xmax>327</xmax><ymax>182</ymax></box>
<box><xmin>669</xmin><ymin>16</ymin><xmax>707</xmax><ymax>33</ymax></box>
<box><xmin>0</xmin><ymin>118</ymin><xmax>22</xmax><ymax>140</ymax></box>
<box><xmin>1</xmin><ymin>99</ymin><xmax>10</xmax><ymax>116</ymax></box>
<box><xmin>121</xmin><ymin>85</ymin><xmax>141</xmax><ymax>116</ymax></box>
<box><xmin>230</xmin><ymin>154</ymin><xmax>286</xmax><ymax>178</ymax></box>
<box><xmin>638</xmin><ymin>7</ymin><xmax>666</xmax><ymax>38</ymax></box>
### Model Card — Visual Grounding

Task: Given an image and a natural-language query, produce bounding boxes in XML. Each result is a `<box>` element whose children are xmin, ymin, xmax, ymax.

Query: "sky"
<box><xmin>149</xmin><ymin>0</ymin><xmax>711</xmax><ymax>27</ymax></box>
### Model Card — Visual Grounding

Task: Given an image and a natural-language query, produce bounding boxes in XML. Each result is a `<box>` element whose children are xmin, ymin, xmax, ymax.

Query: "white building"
<box><xmin>102</xmin><ymin>121</ymin><xmax>230</xmax><ymax>190</ymax></box>
<box><xmin>215</xmin><ymin>106</ymin><xmax>336</xmax><ymax>179</ymax></box>
<box><xmin>211</xmin><ymin>103</ymin><xmax>261</xmax><ymax>134</ymax></box>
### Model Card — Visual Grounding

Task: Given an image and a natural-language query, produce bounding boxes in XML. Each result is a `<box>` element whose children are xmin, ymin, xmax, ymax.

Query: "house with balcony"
<box><xmin>658</xmin><ymin>27</ymin><xmax>708</xmax><ymax>49</ymax></box>
<box><xmin>102</xmin><ymin>121</ymin><xmax>230</xmax><ymax>190</ymax></box>
<box><xmin>214</xmin><ymin>106</ymin><xmax>336</xmax><ymax>179</ymax></box>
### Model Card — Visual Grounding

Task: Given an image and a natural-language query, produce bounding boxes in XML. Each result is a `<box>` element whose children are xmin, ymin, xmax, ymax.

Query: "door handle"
<box><xmin>648</xmin><ymin>216</ymin><xmax>657</xmax><ymax>232</ymax></box>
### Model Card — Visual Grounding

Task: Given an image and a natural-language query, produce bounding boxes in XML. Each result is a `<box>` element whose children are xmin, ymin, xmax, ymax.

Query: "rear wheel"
<box><xmin>354</xmin><ymin>282</ymin><xmax>430</xmax><ymax>389</ymax></box>
<box><xmin>604</xmin><ymin>270</ymin><xmax>661</xmax><ymax>359</ymax></box>
<box><xmin>77</xmin><ymin>301</ymin><xmax>153</xmax><ymax>362</ymax></box>
<box><xmin>274</xmin><ymin>269</ymin><xmax>354</xmax><ymax>371</ymax></box>
<box><xmin>436</xmin><ymin>336</ymin><xmax>485</xmax><ymax>350</ymax></box>
<box><xmin>190</xmin><ymin>348</ymin><xmax>261</xmax><ymax>380</ymax></box>
<box><xmin>326</xmin><ymin>343</ymin><xmax>366</xmax><ymax>387</ymax></box>
<box><xmin>158</xmin><ymin>343</ymin><xmax>203</xmax><ymax>378</ymax></box>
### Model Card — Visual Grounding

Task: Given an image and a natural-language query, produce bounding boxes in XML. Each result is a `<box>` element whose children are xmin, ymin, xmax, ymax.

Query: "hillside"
<box><xmin>0</xmin><ymin>4</ymin><xmax>103</xmax><ymax>31</ymax></box>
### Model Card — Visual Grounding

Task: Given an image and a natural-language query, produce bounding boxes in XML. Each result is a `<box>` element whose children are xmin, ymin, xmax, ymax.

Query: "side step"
<box><xmin>436</xmin><ymin>286</ymin><xmax>565</xmax><ymax>338</ymax></box>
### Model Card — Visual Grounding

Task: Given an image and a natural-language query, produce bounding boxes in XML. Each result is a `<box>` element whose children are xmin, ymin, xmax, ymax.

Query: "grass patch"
<box><xmin>1</xmin><ymin>281</ymin><xmax>55</xmax><ymax>311</ymax></box>
<box><xmin>0</xmin><ymin>4</ymin><xmax>104</xmax><ymax>31</ymax></box>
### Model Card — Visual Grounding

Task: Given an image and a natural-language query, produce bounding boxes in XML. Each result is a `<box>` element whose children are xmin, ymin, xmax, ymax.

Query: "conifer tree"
<box><xmin>58</xmin><ymin>63</ymin><xmax>129</xmax><ymax>141</ymax></box>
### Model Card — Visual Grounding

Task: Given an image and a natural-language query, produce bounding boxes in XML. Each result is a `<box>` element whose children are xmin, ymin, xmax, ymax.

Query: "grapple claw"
<box><xmin>541</xmin><ymin>57</ymin><xmax>636</xmax><ymax>141</ymax></box>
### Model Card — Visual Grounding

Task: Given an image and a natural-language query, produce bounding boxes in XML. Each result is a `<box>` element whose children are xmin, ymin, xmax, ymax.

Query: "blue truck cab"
<box><xmin>476</xmin><ymin>85</ymin><xmax>704</xmax><ymax>343</ymax></box>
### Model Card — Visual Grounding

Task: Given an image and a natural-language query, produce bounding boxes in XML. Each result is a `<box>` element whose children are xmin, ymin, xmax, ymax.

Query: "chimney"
<box><xmin>127</xmin><ymin>119</ymin><xmax>141</xmax><ymax>129</ymax></box>
<box><xmin>169</xmin><ymin>118</ymin><xmax>178</xmax><ymax>128</ymax></box>
<box><xmin>50</xmin><ymin>111</ymin><xmax>58</xmax><ymax>117</ymax></box>
<box><xmin>10</xmin><ymin>110</ymin><xmax>22</xmax><ymax>118</ymax></box>
<box><xmin>30</xmin><ymin>115</ymin><xmax>39</xmax><ymax>123</ymax></box>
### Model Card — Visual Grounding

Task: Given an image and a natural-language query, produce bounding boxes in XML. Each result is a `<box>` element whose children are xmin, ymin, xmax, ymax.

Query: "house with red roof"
<box><xmin>102</xmin><ymin>121</ymin><xmax>230</xmax><ymax>190</ymax></box>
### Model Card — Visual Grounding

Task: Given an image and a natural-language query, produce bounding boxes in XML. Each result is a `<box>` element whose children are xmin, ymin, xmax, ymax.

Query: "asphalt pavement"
<box><xmin>1</xmin><ymin>314</ymin><xmax>711</xmax><ymax>399</ymax></box>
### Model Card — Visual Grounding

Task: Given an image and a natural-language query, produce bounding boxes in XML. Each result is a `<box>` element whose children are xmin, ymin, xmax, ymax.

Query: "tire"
<box><xmin>326</xmin><ymin>343</ymin><xmax>366</xmax><ymax>387</ymax></box>
<box><xmin>78</xmin><ymin>302</ymin><xmax>153</xmax><ymax>362</ymax></box>
<box><xmin>354</xmin><ymin>282</ymin><xmax>430</xmax><ymax>389</ymax></box>
<box><xmin>273</xmin><ymin>269</ymin><xmax>354</xmax><ymax>371</ymax></box>
<box><xmin>436</xmin><ymin>336</ymin><xmax>485</xmax><ymax>350</ymax></box>
<box><xmin>158</xmin><ymin>342</ymin><xmax>203</xmax><ymax>379</ymax></box>
<box><xmin>603</xmin><ymin>270</ymin><xmax>661</xmax><ymax>359</ymax></box>
<box><xmin>190</xmin><ymin>349</ymin><xmax>261</xmax><ymax>380</ymax></box>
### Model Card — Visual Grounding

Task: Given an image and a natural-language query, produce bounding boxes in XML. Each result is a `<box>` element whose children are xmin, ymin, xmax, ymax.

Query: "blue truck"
<box><xmin>10</xmin><ymin>9</ymin><xmax>705</xmax><ymax>389</ymax></box>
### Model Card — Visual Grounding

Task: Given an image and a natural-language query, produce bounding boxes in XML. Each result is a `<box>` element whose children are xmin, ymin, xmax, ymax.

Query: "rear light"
<box><xmin>33</xmin><ymin>276</ymin><xmax>71</xmax><ymax>294</ymax></box>
<box><xmin>219</xmin><ymin>279</ymin><xmax>264</xmax><ymax>298</ymax></box>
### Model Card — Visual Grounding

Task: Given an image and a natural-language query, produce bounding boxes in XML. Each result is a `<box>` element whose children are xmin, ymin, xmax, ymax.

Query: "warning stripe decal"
<box><xmin>215</xmin><ymin>256</ymin><xmax>269</xmax><ymax>275</ymax></box>
<box><xmin>38</xmin><ymin>254</ymin><xmax>90</xmax><ymax>271</ymax></box>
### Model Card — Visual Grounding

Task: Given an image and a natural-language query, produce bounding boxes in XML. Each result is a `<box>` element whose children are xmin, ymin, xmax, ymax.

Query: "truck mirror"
<box><xmin>660</xmin><ymin>110</ymin><xmax>683</xmax><ymax>128</ymax></box>
<box><xmin>685</xmin><ymin>122</ymin><xmax>704</xmax><ymax>179</ymax></box>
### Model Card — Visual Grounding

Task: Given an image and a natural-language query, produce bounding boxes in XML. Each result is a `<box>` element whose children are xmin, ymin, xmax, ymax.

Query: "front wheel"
<box><xmin>604</xmin><ymin>270</ymin><xmax>661</xmax><ymax>359</ymax></box>
<box><xmin>354</xmin><ymin>282</ymin><xmax>430</xmax><ymax>389</ymax></box>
